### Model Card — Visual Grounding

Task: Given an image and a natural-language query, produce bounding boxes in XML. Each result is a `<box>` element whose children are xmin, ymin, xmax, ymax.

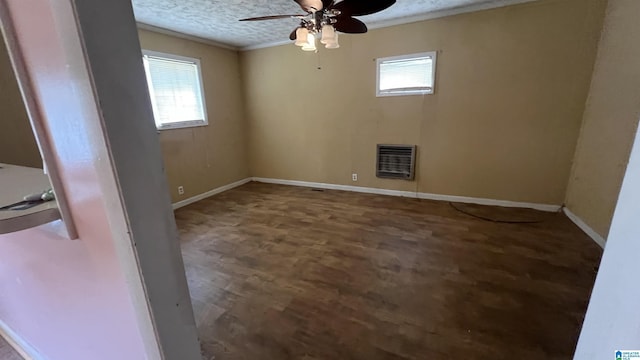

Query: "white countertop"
<box><xmin>0</xmin><ymin>163</ymin><xmax>60</xmax><ymax>234</ymax></box>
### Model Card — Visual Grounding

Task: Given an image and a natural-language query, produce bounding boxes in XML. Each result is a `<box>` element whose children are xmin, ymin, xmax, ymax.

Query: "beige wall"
<box><xmin>138</xmin><ymin>29</ymin><xmax>249</xmax><ymax>203</ymax></box>
<box><xmin>565</xmin><ymin>0</ymin><xmax>640</xmax><ymax>240</ymax></box>
<box><xmin>241</xmin><ymin>0</ymin><xmax>606</xmax><ymax>205</ymax></box>
<box><xmin>3</xmin><ymin>1</ymin><xmax>617</xmax><ymax>213</ymax></box>
<box><xmin>0</xmin><ymin>39</ymin><xmax>41</xmax><ymax>168</ymax></box>
<box><xmin>3</xmin><ymin>29</ymin><xmax>250</xmax><ymax>203</ymax></box>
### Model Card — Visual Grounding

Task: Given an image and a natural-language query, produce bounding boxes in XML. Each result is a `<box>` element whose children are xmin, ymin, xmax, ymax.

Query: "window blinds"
<box><xmin>143</xmin><ymin>55</ymin><xmax>206</xmax><ymax>127</ymax></box>
<box><xmin>378</xmin><ymin>55</ymin><xmax>434</xmax><ymax>95</ymax></box>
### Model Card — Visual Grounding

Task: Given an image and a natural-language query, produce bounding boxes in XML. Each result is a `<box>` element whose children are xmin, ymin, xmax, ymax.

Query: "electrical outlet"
<box><xmin>178</xmin><ymin>186</ymin><xmax>185</xmax><ymax>195</ymax></box>
<box><xmin>352</xmin><ymin>173</ymin><xmax>358</xmax><ymax>182</ymax></box>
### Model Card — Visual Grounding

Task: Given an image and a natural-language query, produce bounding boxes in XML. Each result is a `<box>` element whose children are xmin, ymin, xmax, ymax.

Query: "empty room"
<box><xmin>1</xmin><ymin>0</ymin><xmax>639</xmax><ymax>359</ymax></box>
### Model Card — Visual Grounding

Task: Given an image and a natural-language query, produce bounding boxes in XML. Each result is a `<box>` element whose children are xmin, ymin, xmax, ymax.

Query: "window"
<box><xmin>376</xmin><ymin>51</ymin><xmax>437</xmax><ymax>97</ymax></box>
<box><xmin>142</xmin><ymin>50</ymin><xmax>208</xmax><ymax>129</ymax></box>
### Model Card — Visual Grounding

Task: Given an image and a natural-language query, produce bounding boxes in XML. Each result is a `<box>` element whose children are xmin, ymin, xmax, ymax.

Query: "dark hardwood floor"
<box><xmin>175</xmin><ymin>182</ymin><xmax>602</xmax><ymax>360</ymax></box>
<box><xmin>0</xmin><ymin>337</ymin><xmax>22</xmax><ymax>360</ymax></box>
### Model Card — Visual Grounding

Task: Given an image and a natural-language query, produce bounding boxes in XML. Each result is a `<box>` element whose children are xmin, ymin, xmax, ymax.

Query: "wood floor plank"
<box><xmin>175</xmin><ymin>182</ymin><xmax>601</xmax><ymax>360</ymax></box>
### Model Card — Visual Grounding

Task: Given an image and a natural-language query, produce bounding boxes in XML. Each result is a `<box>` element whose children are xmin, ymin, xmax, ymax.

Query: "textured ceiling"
<box><xmin>132</xmin><ymin>0</ymin><xmax>534</xmax><ymax>49</ymax></box>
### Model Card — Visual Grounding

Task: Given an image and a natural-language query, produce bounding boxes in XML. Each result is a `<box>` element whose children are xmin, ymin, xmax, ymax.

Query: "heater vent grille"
<box><xmin>376</xmin><ymin>145</ymin><xmax>416</xmax><ymax>180</ymax></box>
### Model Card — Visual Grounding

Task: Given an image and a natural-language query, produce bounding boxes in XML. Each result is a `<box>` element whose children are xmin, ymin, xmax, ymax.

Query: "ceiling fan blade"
<box><xmin>290</xmin><ymin>27</ymin><xmax>299</xmax><ymax>41</ymax></box>
<box><xmin>334</xmin><ymin>16</ymin><xmax>368</xmax><ymax>34</ymax></box>
<box><xmin>239</xmin><ymin>14</ymin><xmax>302</xmax><ymax>21</ymax></box>
<box><xmin>332</xmin><ymin>0</ymin><xmax>396</xmax><ymax>16</ymax></box>
<box><xmin>294</xmin><ymin>0</ymin><xmax>324</xmax><ymax>12</ymax></box>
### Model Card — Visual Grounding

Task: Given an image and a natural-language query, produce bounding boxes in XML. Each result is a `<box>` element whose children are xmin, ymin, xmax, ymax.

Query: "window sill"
<box><xmin>376</xmin><ymin>91</ymin><xmax>434</xmax><ymax>97</ymax></box>
<box><xmin>156</xmin><ymin>121</ymin><xmax>208</xmax><ymax>131</ymax></box>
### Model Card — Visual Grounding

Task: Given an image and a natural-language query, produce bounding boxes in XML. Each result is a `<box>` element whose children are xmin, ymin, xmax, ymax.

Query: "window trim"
<box><xmin>142</xmin><ymin>49</ymin><xmax>209</xmax><ymax>130</ymax></box>
<box><xmin>376</xmin><ymin>51</ymin><xmax>437</xmax><ymax>97</ymax></box>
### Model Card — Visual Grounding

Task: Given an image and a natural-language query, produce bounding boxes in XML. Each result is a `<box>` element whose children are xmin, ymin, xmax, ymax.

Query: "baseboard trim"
<box><xmin>0</xmin><ymin>320</ymin><xmax>41</xmax><ymax>360</ymax></box>
<box><xmin>563</xmin><ymin>208</ymin><xmax>606</xmax><ymax>248</ymax></box>
<box><xmin>253</xmin><ymin>177</ymin><xmax>420</xmax><ymax>198</ymax></box>
<box><xmin>172</xmin><ymin>178</ymin><xmax>252</xmax><ymax>210</ymax></box>
<box><xmin>252</xmin><ymin>177</ymin><xmax>561</xmax><ymax>212</ymax></box>
<box><xmin>170</xmin><ymin>177</ymin><xmax>604</xmax><ymax>248</ymax></box>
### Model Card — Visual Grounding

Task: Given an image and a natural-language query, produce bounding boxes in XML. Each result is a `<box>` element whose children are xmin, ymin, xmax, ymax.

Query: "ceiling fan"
<box><xmin>240</xmin><ymin>0</ymin><xmax>396</xmax><ymax>51</ymax></box>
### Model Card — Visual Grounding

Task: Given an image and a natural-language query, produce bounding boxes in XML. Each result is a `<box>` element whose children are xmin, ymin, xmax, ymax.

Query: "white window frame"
<box><xmin>142</xmin><ymin>49</ymin><xmax>208</xmax><ymax>130</ymax></box>
<box><xmin>376</xmin><ymin>51</ymin><xmax>437</xmax><ymax>97</ymax></box>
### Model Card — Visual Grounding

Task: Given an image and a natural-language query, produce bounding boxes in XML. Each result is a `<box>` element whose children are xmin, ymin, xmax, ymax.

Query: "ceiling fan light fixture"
<box><xmin>243</xmin><ymin>0</ymin><xmax>398</xmax><ymax>53</ymax></box>
<box><xmin>320</xmin><ymin>24</ymin><xmax>336</xmax><ymax>44</ymax></box>
<box><xmin>295</xmin><ymin>27</ymin><xmax>309</xmax><ymax>46</ymax></box>
<box><xmin>301</xmin><ymin>33</ymin><xmax>317</xmax><ymax>51</ymax></box>
<box><xmin>325</xmin><ymin>32</ymin><xmax>340</xmax><ymax>49</ymax></box>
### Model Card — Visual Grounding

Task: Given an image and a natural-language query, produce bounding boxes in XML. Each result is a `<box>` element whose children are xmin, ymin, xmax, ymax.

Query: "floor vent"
<box><xmin>376</xmin><ymin>144</ymin><xmax>417</xmax><ymax>180</ymax></box>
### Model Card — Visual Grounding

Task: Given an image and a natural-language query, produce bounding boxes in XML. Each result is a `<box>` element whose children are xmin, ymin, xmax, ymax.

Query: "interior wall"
<box><xmin>0</xmin><ymin>39</ymin><xmax>41</xmax><ymax>168</ymax></box>
<box><xmin>576</xmin><ymin>130</ymin><xmax>640</xmax><ymax>356</ymax></box>
<box><xmin>564</xmin><ymin>0</ymin><xmax>640</xmax><ymax>241</ymax></box>
<box><xmin>241</xmin><ymin>0</ymin><xmax>606</xmax><ymax>206</ymax></box>
<box><xmin>572</xmin><ymin>1</ymin><xmax>640</xmax><ymax>356</ymax></box>
<box><xmin>138</xmin><ymin>29</ymin><xmax>249</xmax><ymax>203</ymax></box>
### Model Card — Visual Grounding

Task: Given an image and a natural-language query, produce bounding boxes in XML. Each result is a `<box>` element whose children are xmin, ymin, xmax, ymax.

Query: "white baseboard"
<box><xmin>252</xmin><ymin>177</ymin><xmax>561</xmax><ymax>212</ymax></box>
<box><xmin>253</xmin><ymin>177</ymin><xmax>420</xmax><ymax>198</ymax></box>
<box><xmin>415</xmin><ymin>192</ymin><xmax>560</xmax><ymax>212</ymax></box>
<box><xmin>0</xmin><ymin>320</ymin><xmax>41</xmax><ymax>360</ymax></box>
<box><xmin>563</xmin><ymin>208</ymin><xmax>607</xmax><ymax>248</ymax></box>
<box><xmin>171</xmin><ymin>178</ymin><xmax>611</xmax><ymax>248</ymax></box>
<box><xmin>172</xmin><ymin>177</ymin><xmax>252</xmax><ymax>210</ymax></box>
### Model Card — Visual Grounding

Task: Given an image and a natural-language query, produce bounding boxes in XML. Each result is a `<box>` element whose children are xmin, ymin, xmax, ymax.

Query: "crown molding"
<box><xmin>366</xmin><ymin>0</ymin><xmax>540</xmax><ymax>31</ymax></box>
<box><xmin>136</xmin><ymin>22</ymin><xmax>239</xmax><ymax>51</ymax></box>
<box><xmin>241</xmin><ymin>39</ymin><xmax>292</xmax><ymax>51</ymax></box>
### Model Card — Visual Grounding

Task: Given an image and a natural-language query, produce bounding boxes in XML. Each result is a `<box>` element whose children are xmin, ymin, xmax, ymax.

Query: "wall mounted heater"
<box><xmin>376</xmin><ymin>144</ymin><xmax>417</xmax><ymax>180</ymax></box>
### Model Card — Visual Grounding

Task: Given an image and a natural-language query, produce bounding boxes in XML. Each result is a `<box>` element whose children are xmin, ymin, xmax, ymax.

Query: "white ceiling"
<box><xmin>132</xmin><ymin>0</ymin><xmax>536</xmax><ymax>49</ymax></box>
